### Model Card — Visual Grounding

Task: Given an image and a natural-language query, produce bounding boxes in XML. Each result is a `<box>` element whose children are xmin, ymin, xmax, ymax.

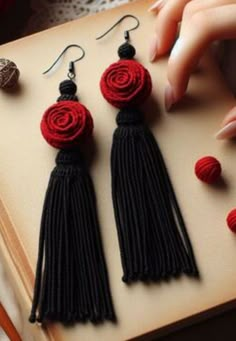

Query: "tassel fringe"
<box><xmin>111</xmin><ymin>109</ymin><xmax>198</xmax><ymax>283</ymax></box>
<box><xmin>29</xmin><ymin>150</ymin><xmax>115</xmax><ymax>324</ymax></box>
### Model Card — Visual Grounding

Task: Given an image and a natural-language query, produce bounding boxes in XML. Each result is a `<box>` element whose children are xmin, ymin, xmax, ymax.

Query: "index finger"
<box><xmin>149</xmin><ymin>0</ymin><xmax>190</xmax><ymax>61</ymax></box>
<box><xmin>166</xmin><ymin>5</ymin><xmax>236</xmax><ymax>106</ymax></box>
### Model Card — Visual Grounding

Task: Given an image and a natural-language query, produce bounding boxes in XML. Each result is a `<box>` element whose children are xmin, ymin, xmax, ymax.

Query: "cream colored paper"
<box><xmin>0</xmin><ymin>0</ymin><xmax>236</xmax><ymax>340</ymax></box>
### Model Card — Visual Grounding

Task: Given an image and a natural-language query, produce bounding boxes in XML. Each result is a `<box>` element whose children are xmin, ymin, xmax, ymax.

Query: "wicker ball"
<box><xmin>0</xmin><ymin>58</ymin><xmax>20</xmax><ymax>89</ymax></box>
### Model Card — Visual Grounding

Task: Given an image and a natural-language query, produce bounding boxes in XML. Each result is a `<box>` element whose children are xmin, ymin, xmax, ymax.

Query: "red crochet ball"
<box><xmin>100</xmin><ymin>59</ymin><xmax>152</xmax><ymax>109</ymax></box>
<box><xmin>226</xmin><ymin>209</ymin><xmax>236</xmax><ymax>233</ymax></box>
<box><xmin>195</xmin><ymin>156</ymin><xmax>221</xmax><ymax>184</ymax></box>
<box><xmin>41</xmin><ymin>100</ymin><xmax>93</xmax><ymax>149</ymax></box>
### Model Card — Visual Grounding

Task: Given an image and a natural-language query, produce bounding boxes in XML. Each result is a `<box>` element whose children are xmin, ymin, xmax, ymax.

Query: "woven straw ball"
<box><xmin>0</xmin><ymin>58</ymin><xmax>20</xmax><ymax>89</ymax></box>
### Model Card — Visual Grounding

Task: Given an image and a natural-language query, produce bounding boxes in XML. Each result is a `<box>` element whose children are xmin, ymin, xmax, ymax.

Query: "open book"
<box><xmin>0</xmin><ymin>0</ymin><xmax>236</xmax><ymax>339</ymax></box>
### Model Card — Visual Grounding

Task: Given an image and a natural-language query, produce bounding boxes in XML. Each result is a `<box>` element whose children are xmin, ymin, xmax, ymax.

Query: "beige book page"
<box><xmin>0</xmin><ymin>0</ymin><xmax>236</xmax><ymax>340</ymax></box>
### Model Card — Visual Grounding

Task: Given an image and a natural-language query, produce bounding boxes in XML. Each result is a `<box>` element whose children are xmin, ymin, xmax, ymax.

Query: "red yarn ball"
<box><xmin>226</xmin><ymin>209</ymin><xmax>236</xmax><ymax>233</ymax></box>
<box><xmin>194</xmin><ymin>156</ymin><xmax>221</xmax><ymax>184</ymax></box>
<box><xmin>100</xmin><ymin>59</ymin><xmax>152</xmax><ymax>109</ymax></box>
<box><xmin>41</xmin><ymin>100</ymin><xmax>93</xmax><ymax>149</ymax></box>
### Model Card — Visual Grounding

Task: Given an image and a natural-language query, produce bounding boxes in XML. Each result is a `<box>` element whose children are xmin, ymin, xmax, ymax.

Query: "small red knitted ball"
<box><xmin>226</xmin><ymin>209</ymin><xmax>236</xmax><ymax>233</ymax></box>
<box><xmin>195</xmin><ymin>156</ymin><xmax>221</xmax><ymax>184</ymax></box>
<box><xmin>41</xmin><ymin>100</ymin><xmax>93</xmax><ymax>149</ymax></box>
<box><xmin>100</xmin><ymin>59</ymin><xmax>152</xmax><ymax>109</ymax></box>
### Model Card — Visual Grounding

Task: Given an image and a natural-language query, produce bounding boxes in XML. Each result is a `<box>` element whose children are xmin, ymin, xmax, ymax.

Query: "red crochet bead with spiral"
<box><xmin>226</xmin><ymin>209</ymin><xmax>236</xmax><ymax>233</ymax></box>
<box><xmin>41</xmin><ymin>100</ymin><xmax>93</xmax><ymax>149</ymax></box>
<box><xmin>100</xmin><ymin>59</ymin><xmax>152</xmax><ymax>109</ymax></box>
<box><xmin>195</xmin><ymin>156</ymin><xmax>221</xmax><ymax>184</ymax></box>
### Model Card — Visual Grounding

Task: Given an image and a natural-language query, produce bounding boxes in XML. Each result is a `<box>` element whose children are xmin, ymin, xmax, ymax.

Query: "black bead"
<box><xmin>59</xmin><ymin>79</ymin><xmax>77</xmax><ymax>95</ymax></box>
<box><xmin>118</xmin><ymin>42</ymin><xmax>136</xmax><ymax>59</ymax></box>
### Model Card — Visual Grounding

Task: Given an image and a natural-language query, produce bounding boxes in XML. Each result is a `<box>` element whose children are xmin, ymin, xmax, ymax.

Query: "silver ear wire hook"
<box><xmin>96</xmin><ymin>14</ymin><xmax>140</xmax><ymax>41</ymax></box>
<box><xmin>42</xmin><ymin>44</ymin><xmax>85</xmax><ymax>80</ymax></box>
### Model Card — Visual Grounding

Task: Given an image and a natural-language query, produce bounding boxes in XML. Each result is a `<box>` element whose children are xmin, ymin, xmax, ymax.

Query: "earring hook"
<box><xmin>96</xmin><ymin>14</ymin><xmax>140</xmax><ymax>41</ymax></box>
<box><xmin>42</xmin><ymin>44</ymin><xmax>85</xmax><ymax>80</ymax></box>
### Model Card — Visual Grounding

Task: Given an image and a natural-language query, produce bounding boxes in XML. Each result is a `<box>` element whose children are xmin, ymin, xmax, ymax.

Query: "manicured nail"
<box><xmin>221</xmin><ymin>108</ymin><xmax>236</xmax><ymax>127</ymax></box>
<box><xmin>149</xmin><ymin>35</ymin><xmax>158</xmax><ymax>62</ymax></box>
<box><xmin>165</xmin><ymin>84</ymin><xmax>175</xmax><ymax>111</ymax></box>
<box><xmin>169</xmin><ymin>38</ymin><xmax>183</xmax><ymax>61</ymax></box>
<box><xmin>215</xmin><ymin>121</ymin><xmax>236</xmax><ymax>139</ymax></box>
<box><xmin>148</xmin><ymin>0</ymin><xmax>164</xmax><ymax>12</ymax></box>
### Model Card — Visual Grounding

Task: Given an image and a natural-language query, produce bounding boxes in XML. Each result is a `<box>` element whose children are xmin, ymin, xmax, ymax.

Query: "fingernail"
<box><xmin>169</xmin><ymin>38</ymin><xmax>182</xmax><ymax>61</ymax></box>
<box><xmin>165</xmin><ymin>84</ymin><xmax>175</xmax><ymax>111</ymax></box>
<box><xmin>221</xmin><ymin>107</ymin><xmax>236</xmax><ymax>127</ymax></box>
<box><xmin>149</xmin><ymin>35</ymin><xmax>158</xmax><ymax>62</ymax></box>
<box><xmin>215</xmin><ymin>121</ymin><xmax>236</xmax><ymax>139</ymax></box>
<box><xmin>148</xmin><ymin>0</ymin><xmax>164</xmax><ymax>12</ymax></box>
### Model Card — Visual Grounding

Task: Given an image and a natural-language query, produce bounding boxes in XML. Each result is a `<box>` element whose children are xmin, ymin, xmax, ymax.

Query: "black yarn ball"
<box><xmin>59</xmin><ymin>79</ymin><xmax>77</xmax><ymax>95</ymax></box>
<box><xmin>118</xmin><ymin>43</ymin><xmax>136</xmax><ymax>59</ymax></box>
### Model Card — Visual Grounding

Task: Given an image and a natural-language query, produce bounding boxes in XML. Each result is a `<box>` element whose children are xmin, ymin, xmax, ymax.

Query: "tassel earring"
<box><xmin>97</xmin><ymin>16</ymin><xmax>199</xmax><ymax>283</ymax></box>
<box><xmin>29</xmin><ymin>45</ymin><xmax>115</xmax><ymax>324</ymax></box>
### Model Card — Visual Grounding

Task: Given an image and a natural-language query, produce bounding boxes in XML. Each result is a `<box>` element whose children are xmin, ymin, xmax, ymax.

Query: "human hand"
<box><xmin>148</xmin><ymin>0</ymin><xmax>236</xmax><ymax>139</ymax></box>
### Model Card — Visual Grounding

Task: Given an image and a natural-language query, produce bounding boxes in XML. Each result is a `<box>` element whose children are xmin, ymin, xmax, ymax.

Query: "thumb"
<box><xmin>215</xmin><ymin>106</ymin><xmax>236</xmax><ymax>139</ymax></box>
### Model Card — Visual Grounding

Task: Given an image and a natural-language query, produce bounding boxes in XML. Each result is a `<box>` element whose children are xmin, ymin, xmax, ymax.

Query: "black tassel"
<box><xmin>29</xmin><ymin>150</ymin><xmax>115</xmax><ymax>323</ymax></box>
<box><xmin>111</xmin><ymin>108</ymin><xmax>198</xmax><ymax>283</ymax></box>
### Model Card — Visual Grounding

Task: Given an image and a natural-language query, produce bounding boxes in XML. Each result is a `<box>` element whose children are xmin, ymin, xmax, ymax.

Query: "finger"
<box><xmin>181</xmin><ymin>0</ymin><xmax>236</xmax><ymax>34</ymax></box>
<box><xmin>149</xmin><ymin>0</ymin><xmax>190</xmax><ymax>61</ymax></box>
<box><xmin>149</xmin><ymin>0</ymin><xmax>236</xmax><ymax>61</ymax></box>
<box><xmin>165</xmin><ymin>5</ymin><xmax>236</xmax><ymax>110</ymax></box>
<box><xmin>221</xmin><ymin>106</ymin><xmax>236</xmax><ymax>127</ymax></box>
<box><xmin>215</xmin><ymin>106</ymin><xmax>236</xmax><ymax>139</ymax></box>
<box><xmin>148</xmin><ymin>0</ymin><xmax>167</xmax><ymax>13</ymax></box>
